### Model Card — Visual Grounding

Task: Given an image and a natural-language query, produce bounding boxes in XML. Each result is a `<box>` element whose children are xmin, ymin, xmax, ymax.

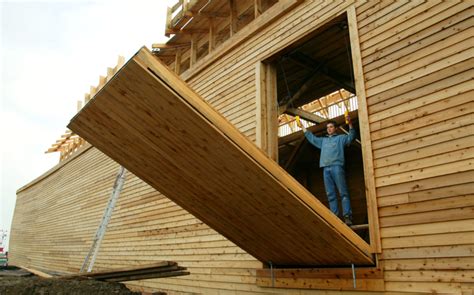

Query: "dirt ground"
<box><xmin>0</xmin><ymin>266</ymin><xmax>142</xmax><ymax>295</ymax></box>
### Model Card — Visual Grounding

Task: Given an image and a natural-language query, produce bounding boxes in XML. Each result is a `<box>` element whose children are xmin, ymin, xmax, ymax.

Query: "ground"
<box><xmin>0</xmin><ymin>266</ymin><xmax>141</xmax><ymax>295</ymax></box>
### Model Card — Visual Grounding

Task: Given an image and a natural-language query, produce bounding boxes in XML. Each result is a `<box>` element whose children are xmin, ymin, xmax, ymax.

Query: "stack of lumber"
<box><xmin>68</xmin><ymin>47</ymin><xmax>372</xmax><ymax>266</ymax></box>
<box><xmin>62</xmin><ymin>261</ymin><xmax>188</xmax><ymax>282</ymax></box>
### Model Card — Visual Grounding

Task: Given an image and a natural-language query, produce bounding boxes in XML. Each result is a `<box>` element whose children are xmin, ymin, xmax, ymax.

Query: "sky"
<box><xmin>0</xmin><ymin>0</ymin><xmax>174</xmax><ymax>250</ymax></box>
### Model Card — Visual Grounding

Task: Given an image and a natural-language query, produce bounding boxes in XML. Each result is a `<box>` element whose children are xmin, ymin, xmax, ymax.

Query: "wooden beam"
<box><xmin>16</xmin><ymin>265</ymin><xmax>53</xmax><ymax>278</ymax></box>
<box><xmin>209</xmin><ymin>18</ymin><xmax>216</xmax><ymax>53</ymax></box>
<box><xmin>185</xmin><ymin>10</ymin><xmax>229</xmax><ymax>18</ymax></box>
<box><xmin>182</xmin><ymin>0</ymin><xmax>304</xmax><ymax>81</ymax></box>
<box><xmin>254</xmin><ymin>0</ymin><xmax>262</xmax><ymax>18</ymax></box>
<box><xmin>229</xmin><ymin>0</ymin><xmax>238</xmax><ymax>37</ymax></box>
<box><xmin>76</xmin><ymin>100</ymin><xmax>83</xmax><ymax>112</ymax></box>
<box><xmin>278</xmin><ymin>70</ymin><xmax>323</xmax><ymax>114</ymax></box>
<box><xmin>289</xmin><ymin>52</ymin><xmax>355</xmax><ymax>93</ymax></box>
<box><xmin>285</xmin><ymin>108</ymin><xmax>326</xmax><ymax>124</ymax></box>
<box><xmin>165</xmin><ymin>6</ymin><xmax>172</xmax><ymax>36</ymax></box>
<box><xmin>165</xmin><ymin>28</ymin><xmax>208</xmax><ymax>35</ymax></box>
<box><xmin>256</xmin><ymin>61</ymin><xmax>278</xmax><ymax>160</ymax></box>
<box><xmin>174</xmin><ymin>49</ymin><xmax>182</xmax><ymax>74</ymax></box>
<box><xmin>347</xmin><ymin>5</ymin><xmax>381</xmax><ymax>253</ymax></box>
<box><xmin>279</xmin><ymin>110</ymin><xmax>359</xmax><ymax>147</ymax></box>
<box><xmin>256</xmin><ymin>267</ymin><xmax>384</xmax><ymax>291</ymax></box>
<box><xmin>63</xmin><ymin>261</ymin><xmax>188</xmax><ymax>282</ymax></box>
<box><xmin>190</xmin><ymin>34</ymin><xmax>198</xmax><ymax>66</ymax></box>
<box><xmin>152</xmin><ymin>43</ymin><xmax>189</xmax><ymax>49</ymax></box>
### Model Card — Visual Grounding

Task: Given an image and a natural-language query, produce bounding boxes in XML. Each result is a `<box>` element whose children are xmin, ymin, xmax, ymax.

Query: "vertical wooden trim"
<box><xmin>174</xmin><ymin>49</ymin><xmax>182</xmax><ymax>74</ymax></box>
<box><xmin>255</xmin><ymin>62</ymin><xmax>278</xmax><ymax>162</ymax></box>
<box><xmin>266</xmin><ymin>63</ymin><xmax>278</xmax><ymax>162</ymax></box>
<box><xmin>209</xmin><ymin>18</ymin><xmax>215</xmax><ymax>53</ymax></box>
<box><xmin>255</xmin><ymin>62</ymin><xmax>267</xmax><ymax>152</ymax></box>
<box><xmin>255</xmin><ymin>0</ymin><xmax>262</xmax><ymax>18</ymax></box>
<box><xmin>190</xmin><ymin>34</ymin><xmax>197</xmax><ymax>66</ymax></box>
<box><xmin>347</xmin><ymin>5</ymin><xmax>381</xmax><ymax>253</ymax></box>
<box><xmin>77</xmin><ymin>100</ymin><xmax>83</xmax><ymax>112</ymax></box>
<box><xmin>229</xmin><ymin>0</ymin><xmax>237</xmax><ymax>37</ymax></box>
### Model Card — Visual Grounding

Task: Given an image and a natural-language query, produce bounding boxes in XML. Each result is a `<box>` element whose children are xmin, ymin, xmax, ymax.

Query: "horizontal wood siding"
<box><xmin>9</xmin><ymin>147</ymin><xmax>267</xmax><ymax>294</ymax></box>
<box><xmin>357</xmin><ymin>0</ymin><xmax>473</xmax><ymax>293</ymax></box>
<box><xmin>9</xmin><ymin>0</ymin><xmax>473</xmax><ymax>294</ymax></box>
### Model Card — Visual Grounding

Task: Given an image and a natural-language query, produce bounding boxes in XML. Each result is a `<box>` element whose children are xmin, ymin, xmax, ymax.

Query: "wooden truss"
<box><xmin>46</xmin><ymin>56</ymin><xmax>126</xmax><ymax>161</ymax></box>
<box><xmin>153</xmin><ymin>0</ymin><xmax>302</xmax><ymax>75</ymax></box>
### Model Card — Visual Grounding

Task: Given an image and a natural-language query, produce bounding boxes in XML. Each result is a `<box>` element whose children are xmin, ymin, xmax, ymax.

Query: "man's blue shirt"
<box><xmin>304</xmin><ymin>128</ymin><xmax>356</xmax><ymax>167</ymax></box>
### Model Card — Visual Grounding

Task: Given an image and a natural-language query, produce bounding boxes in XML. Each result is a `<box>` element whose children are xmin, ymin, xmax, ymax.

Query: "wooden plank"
<box><xmin>68</xmin><ymin>47</ymin><xmax>373</xmax><ymax>266</ymax></box>
<box><xmin>371</xmin><ymin>100</ymin><xmax>473</xmax><ymax>141</ymax></box>
<box><xmin>380</xmin><ymin>207</ymin><xmax>474</xmax><ymax>228</ymax></box>
<box><xmin>381</xmin><ymin>281</ymin><xmax>467</xmax><ymax>294</ymax></box>
<box><xmin>385</xmin><ymin>270</ymin><xmax>474</xmax><ymax>283</ymax></box>
<box><xmin>366</xmin><ymin>46</ymin><xmax>473</xmax><ymax>97</ymax></box>
<box><xmin>365</xmin><ymin>26</ymin><xmax>473</xmax><ymax>82</ymax></box>
<box><xmin>362</xmin><ymin>5</ymin><xmax>472</xmax><ymax>67</ymax></box>
<box><xmin>375</xmin><ymin>147</ymin><xmax>473</xmax><ymax>177</ymax></box>
<box><xmin>382</xmin><ymin>231</ymin><xmax>474</xmax><ymax>249</ymax></box>
<box><xmin>381</xmin><ymin>219</ymin><xmax>474</xmax><ymax>238</ymax></box>
<box><xmin>383</xmin><ymin>257</ymin><xmax>474</xmax><ymax>270</ymax></box>
<box><xmin>373</xmin><ymin>124</ymin><xmax>472</xmax><ymax>159</ymax></box>
<box><xmin>348</xmin><ymin>5</ymin><xmax>381</xmax><ymax>253</ymax></box>
<box><xmin>376</xmin><ymin>158</ymin><xmax>473</xmax><ymax>187</ymax></box>
<box><xmin>379</xmin><ymin>195</ymin><xmax>474</xmax><ymax>218</ymax></box>
<box><xmin>378</xmin><ymin>182</ymin><xmax>474</xmax><ymax>207</ymax></box>
<box><xmin>369</xmin><ymin>78</ymin><xmax>473</xmax><ymax>124</ymax></box>
<box><xmin>375</xmin><ymin>135</ymin><xmax>473</xmax><ymax>168</ymax></box>
<box><xmin>381</xmin><ymin>244</ymin><xmax>474</xmax><ymax>260</ymax></box>
<box><xmin>366</xmin><ymin>38</ymin><xmax>473</xmax><ymax>91</ymax></box>
<box><xmin>16</xmin><ymin>265</ymin><xmax>53</xmax><ymax>278</ymax></box>
<box><xmin>372</xmin><ymin>113</ymin><xmax>473</xmax><ymax>151</ymax></box>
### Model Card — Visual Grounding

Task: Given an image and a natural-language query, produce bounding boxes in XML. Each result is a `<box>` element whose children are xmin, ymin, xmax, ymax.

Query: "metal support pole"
<box><xmin>269</xmin><ymin>261</ymin><xmax>275</xmax><ymax>287</ymax></box>
<box><xmin>352</xmin><ymin>263</ymin><xmax>356</xmax><ymax>289</ymax></box>
<box><xmin>80</xmin><ymin>166</ymin><xmax>127</xmax><ymax>272</ymax></box>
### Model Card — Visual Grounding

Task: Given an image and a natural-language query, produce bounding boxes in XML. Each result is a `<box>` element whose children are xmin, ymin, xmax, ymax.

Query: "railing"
<box><xmin>278</xmin><ymin>95</ymin><xmax>358</xmax><ymax>137</ymax></box>
<box><xmin>165</xmin><ymin>0</ymin><xmax>199</xmax><ymax>35</ymax></box>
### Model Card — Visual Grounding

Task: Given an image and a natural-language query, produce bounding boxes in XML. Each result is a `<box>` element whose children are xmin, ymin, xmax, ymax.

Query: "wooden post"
<box><xmin>256</xmin><ymin>62</ymin><xmax>278</xmax><ymax>161</ymax></box>
<box><xmin>229</xmin><ymin>0</ymin><xmax>237</xmax><ymax>37</ymax></box>
<box><xmin>77</xmin><ymin>100</ymin><xmax>83</xmax><ymax>112</ymax></box>
<box><xmin>347</xmin><ymin>5</ymin><xmax>381</xmax><ymax>253</ymax></box>
<box><xmin>175</xmin><ymin>49</ymin><xmax>182</xmax><ymax>74</ymax></box>
<box><xmin>255</xmin><ymin>0</ymin><xmax>262</xmax><ymax>18</ymax></box>
<box><xmin>190</xmin><ymin>34</ymin><xmax>198</xmax><ymax>66</ymax></box>
<box><xmin>209</xmin><ymin>18</ymin><xmax>216</xmax><ymax>53</ymax></box>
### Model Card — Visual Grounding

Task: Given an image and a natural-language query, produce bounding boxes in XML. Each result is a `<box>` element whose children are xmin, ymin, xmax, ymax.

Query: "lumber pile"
<box><xmin>61</xmin><ymin>261</ymin><xmax>189</xmax><ymax>282</ymax></box>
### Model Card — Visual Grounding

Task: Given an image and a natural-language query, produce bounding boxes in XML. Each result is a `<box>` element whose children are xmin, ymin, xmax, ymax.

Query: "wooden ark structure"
<box><xmin>9</xmin><ymin>0</ymin><xmax>473</xmax><ymax>294</ymax></box>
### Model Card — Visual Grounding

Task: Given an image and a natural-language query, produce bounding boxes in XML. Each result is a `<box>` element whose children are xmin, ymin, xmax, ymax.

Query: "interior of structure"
<box><xmin>274</xmin><ymin>14</ymin><xmax>369</xmax><ymax>242</ymax></box>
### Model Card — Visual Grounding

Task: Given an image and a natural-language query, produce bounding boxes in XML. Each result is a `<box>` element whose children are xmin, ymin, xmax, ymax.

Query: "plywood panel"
<box><xmin>69</xmin><ymin>47</ymin><xmax>372</xmax><ymax>266</ymax></box>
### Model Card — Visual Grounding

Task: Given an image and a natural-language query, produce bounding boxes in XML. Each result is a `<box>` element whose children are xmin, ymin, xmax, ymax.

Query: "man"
<box><xmin>296</xmin><ymin>115</ymin><xmax>356</xmax><ymax>226</ymax></box>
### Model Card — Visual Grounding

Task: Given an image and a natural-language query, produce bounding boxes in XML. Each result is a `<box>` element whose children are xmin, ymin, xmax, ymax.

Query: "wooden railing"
<box><xmin>165</xmin><ymin>0</ymin><xmax>200</xmax><ymax>36</ymax></box>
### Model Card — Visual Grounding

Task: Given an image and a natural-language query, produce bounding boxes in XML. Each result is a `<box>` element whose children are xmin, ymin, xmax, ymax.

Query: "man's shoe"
<box><xmin>344</xmin><ymin>215</ymin><xmax>353</xmax><ymax>226</ymax></box>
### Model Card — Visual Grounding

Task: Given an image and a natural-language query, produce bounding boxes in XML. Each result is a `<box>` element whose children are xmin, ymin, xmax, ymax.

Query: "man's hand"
<box><xmin>295</xmin><ymin>116</ymin><xmax>306</xmax><ymax>132</ymax></box>
<box><xmin>345</xmin><ymin>113</ymin><xmax>353</xmax><ymax>129</ymax></box>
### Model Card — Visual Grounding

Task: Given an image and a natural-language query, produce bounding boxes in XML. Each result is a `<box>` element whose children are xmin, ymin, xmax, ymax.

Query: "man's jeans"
<box><xmin>323</xmin><ymin>165</ymin><xmax>352</xmax><ymax>218</ymax></box>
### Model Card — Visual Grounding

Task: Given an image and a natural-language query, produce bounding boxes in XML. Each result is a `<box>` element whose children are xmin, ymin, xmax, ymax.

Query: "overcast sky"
<box><xmin>1</xmin><ymin>0</ymin><xmax>173</xmax><ymax>249</ymax></box>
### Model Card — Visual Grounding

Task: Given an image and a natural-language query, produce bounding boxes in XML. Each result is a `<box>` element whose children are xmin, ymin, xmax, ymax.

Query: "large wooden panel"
<box><xmin>68</xmin><ymin>47</ymin><xmax>372</xmax><ymax>266</ymax></box>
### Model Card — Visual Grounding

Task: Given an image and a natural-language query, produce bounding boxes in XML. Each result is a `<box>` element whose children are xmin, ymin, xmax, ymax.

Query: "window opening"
<box><xmin>268</xmin><ymin>14</ymin><xmax>370</xmax><ymax>242</ymax></box>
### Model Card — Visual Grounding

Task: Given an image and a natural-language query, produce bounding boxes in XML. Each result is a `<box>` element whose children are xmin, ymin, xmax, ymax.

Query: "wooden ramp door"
<box><xmin>68</xmin><ymin>47</ymin><xmax>373</xmax><ymax>266</ymax></box>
